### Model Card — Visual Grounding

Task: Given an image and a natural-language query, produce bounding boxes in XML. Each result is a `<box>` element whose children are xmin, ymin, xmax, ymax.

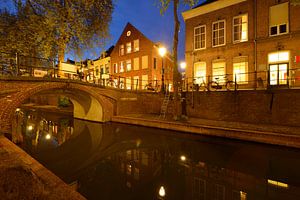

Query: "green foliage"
<box><xmin>58</xmin><ymin>96</ymin><xmax>71</xmax><ymax>108</ymax></box>
<box><xmin>0</xmin><ymin>0</ymin><xmax>114</xmax><ymax>59</ymax></box>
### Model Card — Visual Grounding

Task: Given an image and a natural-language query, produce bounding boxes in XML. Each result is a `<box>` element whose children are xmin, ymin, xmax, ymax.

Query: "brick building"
<box><xmin>182</xmin><ymin>0</ymin><xmax>300</xmax><ymax>89</ymax></box>
<box><xmin>110</xmin><ymin>23</ymin><xmax>174</xmax><ymax>91</ymax></box>
<box><xmin>93</xmin><ymin>46</ymin><xmax>114</xmax><ymax>85</ymax></box>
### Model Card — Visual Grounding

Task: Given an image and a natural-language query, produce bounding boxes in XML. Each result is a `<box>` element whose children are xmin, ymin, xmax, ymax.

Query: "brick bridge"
<box><xmin>0</xmin><ymin>77</ymin><xmax>161</xmax><ymax>134</ymax></box>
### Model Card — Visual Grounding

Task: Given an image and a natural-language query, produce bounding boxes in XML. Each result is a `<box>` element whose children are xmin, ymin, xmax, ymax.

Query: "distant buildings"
<box><xmin>93</xmin><ymin>46</ymin><xmax>114</xmax><ymax>85</ymax></box>
<box><xmin>110</xmin><ymin>23</ymin><xmax>174</xmax><ymax>91</ymax></box>
<box><xmin>182</xmin><ymin>0</ymin><xmax>300</xmax><ymax>89</ymax></box>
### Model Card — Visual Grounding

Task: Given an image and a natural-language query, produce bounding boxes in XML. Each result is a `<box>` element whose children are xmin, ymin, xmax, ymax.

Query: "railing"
<box><xmin>2</xmin><ymin>51</ymin><xmax>299</xmax><ymax>92</ymax></box>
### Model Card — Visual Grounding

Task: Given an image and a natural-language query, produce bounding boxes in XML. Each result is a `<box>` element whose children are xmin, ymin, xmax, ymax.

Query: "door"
<box><xmin>269</xmin><ymin>63</ymin><xmax>288</xmax><ymax>86</ymax></box>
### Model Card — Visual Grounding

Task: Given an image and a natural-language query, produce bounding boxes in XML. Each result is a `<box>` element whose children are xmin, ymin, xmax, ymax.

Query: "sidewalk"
<box><xmin>0</xmin><ymin>136</ymin><xmax>86</xmax><ymax>200</ymax></box>
<box><xmin>112</xmin><ymin>114</ymin><xmax>300</xmax><ymax>148</ymax></box>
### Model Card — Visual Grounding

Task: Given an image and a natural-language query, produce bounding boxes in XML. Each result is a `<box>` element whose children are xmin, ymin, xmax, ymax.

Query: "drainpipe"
<box><xmin>254</xmin><ymin>0</ymin><xmax>258</xmax><ymax>89</ymax></box>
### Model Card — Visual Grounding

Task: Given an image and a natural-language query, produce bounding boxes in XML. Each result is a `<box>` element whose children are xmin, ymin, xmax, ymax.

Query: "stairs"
<box><xmin>159</xmin><ymin>91</ymin><xmax>170</xmax><ymax>119</ymax></box>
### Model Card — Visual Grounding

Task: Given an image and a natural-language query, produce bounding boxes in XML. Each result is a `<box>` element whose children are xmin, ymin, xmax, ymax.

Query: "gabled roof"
<box><xmin>193</xmin><ymin>0</ymin><xmax>218</xmax><ymax>9</ymax></box>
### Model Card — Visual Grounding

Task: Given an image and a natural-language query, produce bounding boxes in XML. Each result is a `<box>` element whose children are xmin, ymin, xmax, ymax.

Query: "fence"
<box><xmin>1</xmin><ymin>52</ymin><xmax>299</xmax><ymax>92</ymax></box>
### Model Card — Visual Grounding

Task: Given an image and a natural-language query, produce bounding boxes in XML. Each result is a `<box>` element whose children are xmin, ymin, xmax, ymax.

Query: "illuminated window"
<box><xmin>134</xmin><ymin>39</ymin><xmax>139</xmax><ymax>52</ymax></box>
<box><xmin>233</xmin><ymin>190</ymin><xmax>247</xmax><ymax>200</ymax></box>
<box><xmin>269</xmin><ymin>2</ymin><xmax>289</xmax><ymax>36</ymax></box>
<box><xmin>126</xmin><ymin>60</ymin><xmax>132</xmax><ymax>71</ymax></box>
<box><xmin>142</xmin><ymin>55</ymin><xmax>148</xmax><ymax>69</ymax></box>
<box><xmin>105</xmin><ymin>64</ymin><xmax>109</xmax><ymax>74</ymax></box>
<box><xmin>126</xmin><ymin>77</ymin><xmax>131</xmax><ymax>90</ymax></box>
<box><xmin>194</xmin><ymin>62</ymin><xmax>206</xmax><ymax>84</ymax></box>
<box><xmin>233</xmin><ymin>14</ymin><xmax>248</xmax><ymax>43</ymax></box>
<box><xmin>133</xmin><ymin>76</ymin><xmax>139</xmax><ymax>89</ymax></box>
<box><xmin>119</xmin><ymin>77</ymin><xmax>125</xmax><ymax>89</ymax></box>
<box><xmin>233</xmin><ymin>57</ymin><xmax>248</xmax><ymax>84</ymax></box>
<box><xmin>119</xmin><ymin>44</ymin><xmax>124</xmax><ymax>56</ymax></box>
<box><xmin>194</xmin><ymin>25</ymin><xmax>206</xmax><ymax>50</ymax></box>
<box><xmin>126</xmin><ymin>42</ymin><xmax>132</xmax><ymax>53</ymax></box>
<box><xmin>268</xmin><ymin>51</ymin><xmax>289</xmax><ymax>86</ymax></box>
<box><xmin>133</xmin><ymin>57</ymin><xmax>139</xmax><ymax>70</ymax></box>
<box><xmin>113</xmin><ymin>63</ymin><xmax>118</xmax><ymax>73</ymax></box>
<box><xmin>212</xmin><ymin>20</ymin><xmax>226</xmax><ymax>47</ymax></box>
<box><xmin>120</xmin><ymin>61</ymin><xmax>124</xmax><ymax>73</ymax></box>
<box><xmin>212</xmin><ymin>61</ymin><xmax>226</xmax><ymax>82</ymax></box>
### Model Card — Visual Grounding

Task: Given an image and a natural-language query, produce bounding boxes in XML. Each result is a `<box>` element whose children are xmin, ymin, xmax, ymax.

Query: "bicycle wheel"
<box><xmin>226</xmin><ymin>81</ymin><xmax>235</xmax><ymax>91</ymax></box>
<box><xmin>199</xmin><ymin>83</ymin><xmax>207</xmax><ymax>91</ymax></box>
<box><xmin>208</xmin><ymin>81</ymin><xmax>218</xmax><ymax>91</ymax></box>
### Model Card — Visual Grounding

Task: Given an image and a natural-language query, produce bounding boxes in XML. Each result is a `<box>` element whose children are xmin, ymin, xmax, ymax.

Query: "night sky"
<box><xmin>0</xmin><ymin>0</ymin><xmax>205</xmax><ymax>63</ymax></box>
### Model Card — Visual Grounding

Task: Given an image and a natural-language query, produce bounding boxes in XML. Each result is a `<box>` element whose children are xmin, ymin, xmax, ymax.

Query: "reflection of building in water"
<box><xmin>16</xmin><ymin>108</ymin><xmax>74</xmax><ymax>149</ymax></box>
<box><xmin>110</xmin><ymin>148</ymin><xmax>162</xmax><ymax>189</ymax></box>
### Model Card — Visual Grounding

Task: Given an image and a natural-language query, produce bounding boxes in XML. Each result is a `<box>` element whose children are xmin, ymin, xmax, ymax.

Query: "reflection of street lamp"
<box><xmin>158</xmin><ymin>185</ymin><xmax>166</xmax><ymax>198</ymax></box>
<box><xmin>159</xmin><ymin>47</ymin><xmax>167</xmax><ymax>93</ymax></box>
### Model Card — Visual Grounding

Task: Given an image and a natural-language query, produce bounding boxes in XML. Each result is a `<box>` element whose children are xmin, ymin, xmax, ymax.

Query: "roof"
<box><xmin>193</xmin><ymin>0</ymin><xmax>218</xmax><ymax>9</ymax></box>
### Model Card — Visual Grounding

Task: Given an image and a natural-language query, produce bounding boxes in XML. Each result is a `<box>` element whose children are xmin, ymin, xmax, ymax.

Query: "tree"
<box><xmin>157</xmin><ymin>0</ymin><xmax>198</xmax><ymax>117</ymax></box>
<box><xmin>0</xmin><ymin>0</ymin><xmax>114</xmax><ymax>61</ymax></box>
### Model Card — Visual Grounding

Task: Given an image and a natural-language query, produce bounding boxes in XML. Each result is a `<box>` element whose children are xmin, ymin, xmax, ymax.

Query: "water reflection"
<box><xmin>14</xmin><ymin>108</ymin><xmax>300</xmax><ymax>200</ymax></box>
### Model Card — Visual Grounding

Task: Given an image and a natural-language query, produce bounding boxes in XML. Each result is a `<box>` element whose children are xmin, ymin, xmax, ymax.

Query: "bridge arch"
<box><xmin>0</xmin><ymin>82</ymin><xmax>117</xmax><ymax>133</ymax></box>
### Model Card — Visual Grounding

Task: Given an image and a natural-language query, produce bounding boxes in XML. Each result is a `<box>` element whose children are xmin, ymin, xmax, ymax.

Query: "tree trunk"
<box><xmin>173</xmin><ymin>0</ymin><xmax>181</xmax><ymax>116</ymax></box>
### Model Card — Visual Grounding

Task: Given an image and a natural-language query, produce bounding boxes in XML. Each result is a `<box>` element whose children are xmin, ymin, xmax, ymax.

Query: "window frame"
<box><xmin>194</xmin><ymin>24</ymin><xmax>206</xmax><ymax>50</ymax></box>
<box><xmin>126</xmin><ymin>42</ymin><xmax>132</xmax><ymax>54</ymax></box>
<box><xmin>133</xmin><ymin>39</ymin><xmax>139</xmax><ymax>52</ymax></box>
<box><xmin>232</xmin><ymin>13</ymin><xmax>248</xmax><ymax>43</ymax></box>
<box><xmin>212</xmin><ymin>19</ymin><xmax>226</xmax><ymax>47</ymax></box>
<box><xmin>269</xmin><ymin>23</ymin><xmax>289</xmax><ymax>37</ymax></box>
<box><xmin>119</xmin><ymin>44</ymin><xmax>124</xmax><ymax>56</ymax></box>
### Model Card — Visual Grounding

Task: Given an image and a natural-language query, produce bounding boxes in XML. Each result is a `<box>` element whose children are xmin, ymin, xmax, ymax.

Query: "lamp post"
<box><xmin>159</xmin><ymin>47</ymin><xmax>167</xmax><ymax>93</ymax></box>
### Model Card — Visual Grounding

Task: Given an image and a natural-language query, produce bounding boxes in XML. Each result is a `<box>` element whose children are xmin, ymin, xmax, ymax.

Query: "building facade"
<box><xmin>110</xmin><ymin>23</ymin><xmax>174</xmax><ymax>91</ymax></box>
<box><xmin>182</xmin><ymin>0</ymin><xmax>300</xmax><ymax>89</ymax></box>
<box><xmin>93</xmin><ymin>46</ymin><xmax>114</xmax><ymax>85</ymax></box>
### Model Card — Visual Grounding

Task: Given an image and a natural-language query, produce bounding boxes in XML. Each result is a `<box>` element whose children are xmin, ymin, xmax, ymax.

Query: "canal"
<box><xmin>12</xmin><ymin>107</ymin><xmax>300</xmax><ymax>200</ymax></box>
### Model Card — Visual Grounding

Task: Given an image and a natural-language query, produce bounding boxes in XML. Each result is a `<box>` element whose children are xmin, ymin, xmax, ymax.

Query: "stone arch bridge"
<box><xmin>0</xmin><ymin>77</ymin><xmax>161</xmax><ymax>134</ymax></box>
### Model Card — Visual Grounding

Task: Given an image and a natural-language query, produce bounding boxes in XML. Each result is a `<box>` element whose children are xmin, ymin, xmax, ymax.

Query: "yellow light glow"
<box><xmin>180</xmin><ymin>62</ymin><xmax>186</xmax><ymax>69</ymax></box>
<box><xmin>180</xmin><ymin>155</ymin><xmax>186</xmax><ymax>161</ymax></box>
<box><xmin>158</xmin><ymin>47</ymin><xmax>167</xmax><ymax>57</ymax></box>
<box><xmin>268</xmin><ymin>51</ymin><xmax>289</xmax><ymax>63</ymax></box>
<box><xmin>268</xmin><ymin>179</ymin><xmax>289</xmax><ymax>188</ymax></box>
<box><xmin>45</xmin><ymin>134</ymin><xmax>51</xmax><ymax>140</ymax></box>
<box><xmin>27</xmin><ymin>125</ymin><xmax>33</xmax><ymax>131</ymax></box>
<box><xmin>159</xmin><ymin>186</ymin><xmax>166</xmax><ymax>197</ymax></box>
<box><xmin>15</xmin><ymin>108</ymin><xmax>20</xmax><ymax>112</ymax></box>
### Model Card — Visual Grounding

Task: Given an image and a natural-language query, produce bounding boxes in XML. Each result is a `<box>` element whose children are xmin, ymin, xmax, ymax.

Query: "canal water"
<box><xmin>13</xmin><ymin>108</ymin><xmax>300</xmax><ymax>200</ymax></box>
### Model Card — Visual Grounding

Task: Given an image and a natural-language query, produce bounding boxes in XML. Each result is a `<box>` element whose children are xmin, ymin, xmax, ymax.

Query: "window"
<box><xmin>194</xmin><ymin>62</ymin><xmax>206</xmax><ymax>84</ymax></box>
<box><xmin>268</xmin><ymin>51</ymin><xmax>289</xmax><ymax>85</ymax></box>
<box><xmin>269</xmin><ymin>2</ymin><xmax>289</xmax><ymax>36</ymax></box>
<box><xmin>95</xmin><ymin>67</ymin><xmax>99</xmax><ymax>76</ymax></box>
<box><xmin>119</xmin><ymin>44</ymin><xmax>124</xmax><ymax>56</ymax></box>
<box><xmin>120</xmin><ymin>61</ymin><xmax>124</xmax><ymax>73</ymax></box>
<box><xmin>141</xmin><ymin>75</ymin><xmax>148</xmax><ymax>89</ymax></box>
<box><xmin>113</xmin><ymin>63</ymin><xmax>118</xmax><ymax>73</ymax></box>
<box><xmin>233</xmin><ymin>57</ymin><xmax>248</xmax><ymax>84</ymax></box>
<box><xmin>133</xmin><ymin>57</ymin><xmax>139</xmax><ymax>70</ymax></box>
<box><xmin>142</xmin><ymin>55</ymin><xmax>148</xmax><ymax>69</ymax></box>
<box><xmin>212</xmin><ymin>61</ymin><xmax>226</xmax><ymax>82</ymax></box>
<box><xmin>100</xmin><ymin>66</ymin><xmax>104</xmax><ymax>74</ymax></box>
<box><xmin>133</xmin><ymin>76</ymin><xmax>139</xmax><ymax>89</ymax></box>
<box><xmin>212</xmin><ymin>20</ymin><xmax>226</xmax><ymax>47</ymax></box>
<box><xmin>153</xmin><ymin>58</ymin><xmax>157</xmax><ymax>69</ymax></box>
<box><xmin>134</xmin><ymin>39</ymin><xmax>139</xmax><ymax>52</ymax></box>
<box><xmin>233</xmin><ymin>14</ymin><xmax>248</xmax><ymax>43</ymax></box>
<box><xmin>194</xmin><ymin>25</ymin><xmax>206</xmax><ymax>50</ymax></box>
<box><xmin>126</xmin><ymin>77</ymin><xmax>131</xmax><ymax>90</ymax></box>
<box><xmin>126</xmin><ymin>60</ymin><xmax>132</xmax><ymax>71</ymax></box>
<box><xmin>126</xmin><ymin>42</ymin><xmax>132</xmax><ymax>53</ymax></box>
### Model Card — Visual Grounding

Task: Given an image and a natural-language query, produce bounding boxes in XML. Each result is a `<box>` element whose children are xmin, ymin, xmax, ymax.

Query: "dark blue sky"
<box><xmin>0</xmin><ymin>0</ymin><xmax>204</xmax><ymax>63</ymax></box>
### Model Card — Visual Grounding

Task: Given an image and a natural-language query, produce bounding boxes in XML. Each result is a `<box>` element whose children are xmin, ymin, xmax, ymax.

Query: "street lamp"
<box><xmin>159</xmin><ymin>47</ymin><xmax>167</xmax><ymax>93</ymax></box>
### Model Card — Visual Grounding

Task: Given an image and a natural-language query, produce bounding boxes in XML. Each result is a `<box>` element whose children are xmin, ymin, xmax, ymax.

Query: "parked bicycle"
<box><xmin>208</xmin><ymin>75</ymin><xmax>237</xmax><ymax>91</ymax></box>
<box><xmin>144</xmin><ymin>82</ymin><xmax>159</xmax><ymax>92</ymax></box>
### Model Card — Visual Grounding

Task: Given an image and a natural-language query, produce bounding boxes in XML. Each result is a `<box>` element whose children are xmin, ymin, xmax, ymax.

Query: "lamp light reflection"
<box><xmin>45</xmin><ymin>134</ymin><xmax>51</xmax><ymax>140</ymax></box>
<box><xmin>159</xmin><ymin>186</ymin><xmax>166</xmax><ymax>197</ymax></box>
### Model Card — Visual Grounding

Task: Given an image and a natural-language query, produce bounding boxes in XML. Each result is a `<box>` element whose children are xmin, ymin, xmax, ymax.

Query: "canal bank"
<box><xmin>112</xmin><ymin>114</ymin><xmax>300</xmax><ymax>149</ymax></box>
<box><xmin>0</xmin><ymin>136</ymin><xmax>86</xmax><ymax>200</ymax></box>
